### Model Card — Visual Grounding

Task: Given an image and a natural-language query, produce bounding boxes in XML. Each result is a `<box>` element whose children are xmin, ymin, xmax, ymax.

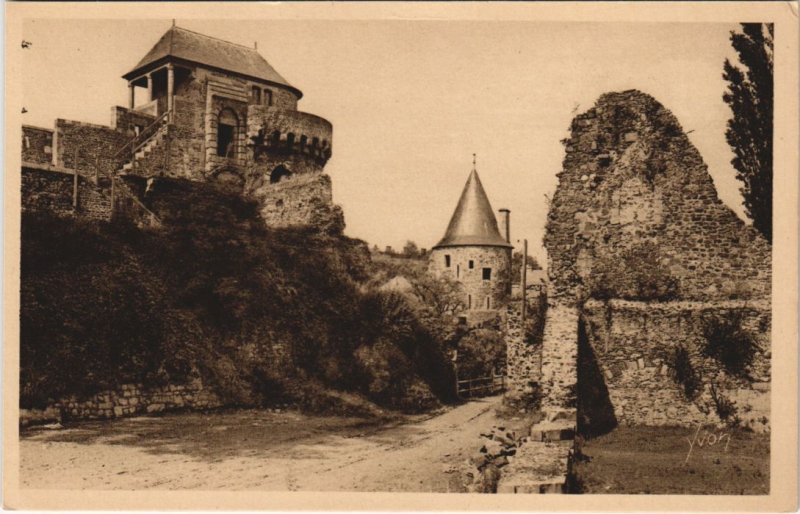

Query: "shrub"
<box><xmin>701</xmin><ymin>311</ymin><xmax>758</xmax><ymax>379</ymax></box>
<box><xmin>709</xmin><ymin>382</ymin><xmax>740</xmax><ymax>425</ymax></box>
<box><xmin>20</xmin><ymin>179</ymin><xmax>455</xmax><ymax>413</ymax></box>
<box><xmin>669</xmin><ymin>345</ymin><xmax>702</xmax><ymax>400</ymax></box>
<box><xmin>455</xmin><ymin>328</ymin><xmax>506</xmax><ymax>380</ymax></box>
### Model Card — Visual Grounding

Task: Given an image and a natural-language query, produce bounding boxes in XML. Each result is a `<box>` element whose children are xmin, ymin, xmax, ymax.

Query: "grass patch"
<box><xmin>572</xmin><ymin>426</ymin><xmax>769</xmax><ymax>494</ymax></box>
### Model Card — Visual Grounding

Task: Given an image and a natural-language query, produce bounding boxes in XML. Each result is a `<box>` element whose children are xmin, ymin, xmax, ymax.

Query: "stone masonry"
<box><xmin>540</xmin><ymin>90</ymin><xmax>771</xmax><ymax>435</ymax></box>
<box><xmin>21</xmin><ymin>25</ymin><xmax>344</xmax><ymax>236</ymax></box>
<box><xmin>505</xmin><ymin>289</ymin><xmax>544</xmax><ymax>398</ymax></box>
<box><xmin>544</xmin><ymin>90</ymin><xmax>771</xmax><ymax>303</ymax></box>
<box><xmin>20</xmin><ymin>380</ymin><xmax>222</xmax><ymax>426</ymax></box>
<box><xmin>581</xmin><ymin>298</ymin><xmax>770</xmax><ymax>432</ymax></box>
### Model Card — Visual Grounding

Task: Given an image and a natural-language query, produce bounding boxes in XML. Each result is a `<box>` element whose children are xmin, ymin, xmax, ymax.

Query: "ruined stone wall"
<box><xmin>254</xmin><ymin>172</ymin><xmax>344</xmax><ymax>234</ymax></box>
<box><xmin>544</xmin><ymin>90</ymin><xmax>771</xmax><ymax>303</ymax></box>
<box><xmin>22</xmin><ymin>165</ymin><xmax>112</xmax><ymax>222</ymax></box>
<box><xmin>22</xmin><ymin>125</ymin><xmax>54</xmax><ymax>165</ymax></box>
<box><xmin>581</xmin><ymin>299</ymin><xmax>770</xmax><ymax>432</ymax></box>
<box><xmin>54</xmin><ymin>119</ymin><xmax>128</xmax><ymax>178</ymax></box>
<box><xmin>429</xmin><ymin>245</ymin><xmax>512</xmax><ymax>311</ymax></box>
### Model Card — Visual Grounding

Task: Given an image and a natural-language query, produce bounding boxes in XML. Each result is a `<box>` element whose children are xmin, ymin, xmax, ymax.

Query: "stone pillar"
<box><xmin>146</xmin><ymin>73</ymin><xmax>153</xmax><ymax>102</ymax></box>
<box><xmin>167</xmin><ymin>64</ymin><xmax>175</xmax><ymax>119</ymax></box>
<box><xmin>128</xmin><ymin>83</ymin><xmax>135</xmax><ymax>109</ymax></box>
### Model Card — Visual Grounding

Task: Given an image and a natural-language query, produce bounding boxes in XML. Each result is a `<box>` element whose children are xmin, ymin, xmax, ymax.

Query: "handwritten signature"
<box><xmin>685</xmin><ymin>425</ymin><xmax>731</xmax><ymax>463</ymax></box>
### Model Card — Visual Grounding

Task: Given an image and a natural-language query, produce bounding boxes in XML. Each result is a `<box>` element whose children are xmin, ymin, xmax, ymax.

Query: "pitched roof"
<box><xmin>123</xmin><ymin>26</ymin><xmax>301</xmax><ymax>97</ymax></box>
<box><xmin>434</xmin><ymin>169</ymin><xmax>512</xmax><ymax>249</ymax></box>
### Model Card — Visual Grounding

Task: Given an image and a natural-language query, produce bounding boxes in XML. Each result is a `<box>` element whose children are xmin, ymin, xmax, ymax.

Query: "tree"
<box><xmin>402</xmin><ymin>240</ymin><xmax>420</xmax><ymax>259</ymax></box>
<box><xmin>722</xmin><ymin>23</ymin><xmax>773</xmax><ymax>242</ymax></box>
<box><xmin>511</xmin><ymin>251</ymin><xmax>541</xmax><ymax>283</ymax></box>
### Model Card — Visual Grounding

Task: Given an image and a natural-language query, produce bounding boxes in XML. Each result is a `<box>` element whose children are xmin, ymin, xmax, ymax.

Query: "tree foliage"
<box><xmin>511</xmin><ymin>251</ymin><xmax>541</xmax><ymax>283</ymax></box>
<box><xmin>722</xmin><ymin>23</ymin><xmax>773</xmax><ymax>242</ymax></box>
<box><xmin>20</xmin><ymin>179</ymin><xmax>455</xmax><ymax>412</ymax></box>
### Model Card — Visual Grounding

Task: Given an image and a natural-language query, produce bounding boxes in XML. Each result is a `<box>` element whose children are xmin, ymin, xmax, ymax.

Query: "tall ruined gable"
<box><xmin>544</xmin><ymin>90</ymin><xmax>771</xmax><ymax>302</ymax></box>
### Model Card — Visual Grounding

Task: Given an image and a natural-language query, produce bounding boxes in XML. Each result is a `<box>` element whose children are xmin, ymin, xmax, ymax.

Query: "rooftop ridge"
<box><xmin>173</xmin><ymin>25</ymin><xmax>257</xmax><ymax>52</ymax></box>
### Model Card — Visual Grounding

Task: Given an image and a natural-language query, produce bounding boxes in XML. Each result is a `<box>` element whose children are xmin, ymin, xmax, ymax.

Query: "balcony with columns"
<box><xmin>126</xmin><ymin>63</ymin><xmax>189</xmax><ymax>120</ymax></box>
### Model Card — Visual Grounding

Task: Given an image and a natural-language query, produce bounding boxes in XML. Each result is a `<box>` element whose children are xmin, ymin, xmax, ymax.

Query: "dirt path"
<box><xmin>20</xmin><ymin>396</ymin><xmax>500</xmax><ymax>492</ymax></box>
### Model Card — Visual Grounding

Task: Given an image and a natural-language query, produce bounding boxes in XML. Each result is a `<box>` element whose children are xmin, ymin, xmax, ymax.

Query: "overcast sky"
<box><xmin>21</xmin><ymin>19</ymin><xmax>745</xmax><ymax>265</ymax></box>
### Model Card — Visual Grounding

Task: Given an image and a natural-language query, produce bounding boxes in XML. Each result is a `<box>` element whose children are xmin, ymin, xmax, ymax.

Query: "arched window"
<box><xmin>216</xmin><ymin>109</ymin><xmax>238</xmax><ymax>158</ymax></box>
<box><xmin>270</xmin><ymin>165</ymin><xmax>291</xmax><ymax>184</ymax></box>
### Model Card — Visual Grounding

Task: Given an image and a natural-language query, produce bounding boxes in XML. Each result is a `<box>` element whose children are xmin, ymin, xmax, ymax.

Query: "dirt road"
<box><xmin>20</xmin><ymin>396</ymin><xmax>500</xmax><ymax>491</ymax></box>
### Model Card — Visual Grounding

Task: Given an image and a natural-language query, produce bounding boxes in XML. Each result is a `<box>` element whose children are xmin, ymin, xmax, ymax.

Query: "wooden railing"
<box><xmin>457</xmin><ymin>372</ymin><xmax>506</xmax><ymax>398</ymax></box>
<box><xmin>113</xmin><ymin>108</ymin><xmax>172</xmax><ymax>170</ymax></box>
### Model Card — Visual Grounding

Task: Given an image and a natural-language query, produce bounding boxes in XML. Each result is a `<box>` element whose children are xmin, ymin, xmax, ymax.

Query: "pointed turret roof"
<box><xmin>122</xmin><ymin>25</ymin><xmax>302</xmax><ymax>98</ymax></box>
<box><xmin>433</xmin><ymin>168</ymin><xmax>512</xmax><ymax>249</ymax></box>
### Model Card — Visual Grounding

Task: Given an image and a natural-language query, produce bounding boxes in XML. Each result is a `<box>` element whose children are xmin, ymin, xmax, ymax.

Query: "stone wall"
<box><xmin>22</xmin><ymin>125</ymin><xmax>54</xmax><ymax>164</ymax></box>
<box><xmin>581</xmin><ymin>298</ymin><xmax>770</xmax><ymax>431</ymax></box>
<box><xmin>111</xmin><ymin>106</ymin><xmax>156</xmax><ymax>134</ymax></box>
<box><xmin>54</xmin><ymin>119</ymin><xmax>129</xmax><ymax>178</ymax></box>
<box><xmin>22</xmin><ymin>165</ymin><xmax>112</xmax><ymax>222</ymax></box>
<box><xmin>429</xmin><ymin>245</ymin><xmax>512</xmax><ymax>312</ymax></box>
<box><xmin>536</xmin><ymin>90</ymin><xmax>772</xmax><ymax>439</ymax></box>
<box><xmin>253</xmin><ymin>171</ymin><xmax>344</xmax><ymax>234</ymax></box>
<box><xmin>544</xmin><ymin>90</ymin><xmax>771</xmax><ymax>303</ymax></box>
<box><xmin>505</xmin><ymin>290</ymin><xmax>544</xmax><ymax>398</ymax></box>
<box><xmin>21</xmin><ymin>380</ymin><xmax>222</xmax><ymax>425</ymax></box>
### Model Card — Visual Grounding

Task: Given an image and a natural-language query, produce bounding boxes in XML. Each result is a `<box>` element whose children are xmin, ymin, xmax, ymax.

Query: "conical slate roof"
<box><xmin>433</xmin><ymin>169</ymin><xmax>512</xmax><ymax>249</ymax></box>
<box><xmin>123</xmin><ymin>26</ymin><xmax>302</xmax><ymax>98</ymax></box>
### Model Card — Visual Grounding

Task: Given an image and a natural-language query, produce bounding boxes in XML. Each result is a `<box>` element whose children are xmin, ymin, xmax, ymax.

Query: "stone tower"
<box><xmin>429</xmin><ymin>165</ymin><xmax>513</xmax><ymax>313</ymax></box>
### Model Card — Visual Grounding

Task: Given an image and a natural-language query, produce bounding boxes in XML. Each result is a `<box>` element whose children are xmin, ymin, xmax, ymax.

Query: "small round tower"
<box><xmin>429</xmin><ymin>163</ymin><xmax>512</xmax><ymax>312</ymax></box>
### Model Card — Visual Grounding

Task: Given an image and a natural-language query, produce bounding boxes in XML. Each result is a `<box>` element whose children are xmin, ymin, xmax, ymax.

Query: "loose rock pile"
<box><xmin>466</xmin><ymin>425</ymin><xmax>526</xmax><ymax>493</ymax></box>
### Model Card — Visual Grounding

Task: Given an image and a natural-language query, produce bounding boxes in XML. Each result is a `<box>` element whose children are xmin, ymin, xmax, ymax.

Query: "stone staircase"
<box><xmin>118</xmin><ymin>123</ymin><xmax>169</xmax><ymax>176</ymax></box>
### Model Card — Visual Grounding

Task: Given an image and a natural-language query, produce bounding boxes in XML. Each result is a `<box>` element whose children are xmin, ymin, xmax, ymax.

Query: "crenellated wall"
<box><xmin>247</xmin><ymin>106</ymin><xmax>332</xmax><ymax>161</ymax></box>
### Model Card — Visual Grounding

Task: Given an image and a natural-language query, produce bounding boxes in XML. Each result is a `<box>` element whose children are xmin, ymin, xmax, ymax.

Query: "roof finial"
<box><xmin>254</xmin><ymin>41</ymin><xmax>258</xmax><ymax>50</ymax></box>
<box><xmin>472</xmin><ymin>153</ymin><xmax>477</xmax><ymax>172</ymax></box>
<box><xmin>172</xmin><ymin>19</ymin><xmax>176</xmax><ymax>28</ymax></box>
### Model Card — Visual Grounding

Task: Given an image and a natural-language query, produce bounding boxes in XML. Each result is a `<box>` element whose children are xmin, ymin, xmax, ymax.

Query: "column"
<box><xmin>146</xmin><ymin>73</ymin><xmax>153</xmax><ymax>102</ymax></box>
<box><xmin>167</xmin><ymin>63</ymin><xmax>175</xmax><ymax>119</ymax></box>
<box><xmin>128</xmin><ymin>83</ymin><xmax>135</xmax><ymax>109</ymax></box>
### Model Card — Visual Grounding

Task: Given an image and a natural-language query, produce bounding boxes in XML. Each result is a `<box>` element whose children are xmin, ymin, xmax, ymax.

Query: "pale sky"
<box><xmin>21</xmin><ymin>19</ymin><xmax>746</xmax><ymax>265</ymax></box>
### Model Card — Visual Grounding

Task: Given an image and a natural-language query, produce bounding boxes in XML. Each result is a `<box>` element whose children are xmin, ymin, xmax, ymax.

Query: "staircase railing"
<box><xmin>113</xmin><ymin>108</ymin><xmax>172</xmax><ymax>172</ymax></box>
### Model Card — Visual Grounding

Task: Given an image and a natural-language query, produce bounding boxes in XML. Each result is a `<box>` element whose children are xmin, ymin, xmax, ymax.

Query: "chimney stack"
<box><xmin>498</xmin><ymin>208</ymin><xmax>511</xmax><ymax>243</ymax></box>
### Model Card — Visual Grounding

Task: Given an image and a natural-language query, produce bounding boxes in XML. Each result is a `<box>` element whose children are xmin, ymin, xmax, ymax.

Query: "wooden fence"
<box><xmin>456</xmin><ymin>372</ymin><xmax>506</xmax><ymax>398</ymax></box>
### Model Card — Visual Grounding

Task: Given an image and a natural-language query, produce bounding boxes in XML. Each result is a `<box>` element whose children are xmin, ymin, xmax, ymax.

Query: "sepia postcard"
<box><xmin>3</xmin><ymin>2</ymin><xmax>798</xmax><ymax>511</ymax></box>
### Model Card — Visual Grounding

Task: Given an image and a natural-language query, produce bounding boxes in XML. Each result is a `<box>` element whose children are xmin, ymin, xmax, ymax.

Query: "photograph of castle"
<box><xmin>5</xmin><ymin>4</ymin><xmax>798</xmax><ymax>511</ymax></box>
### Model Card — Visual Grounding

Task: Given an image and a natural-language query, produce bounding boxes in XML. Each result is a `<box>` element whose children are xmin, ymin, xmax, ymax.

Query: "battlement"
<box><xmin>247</xmin><ymin>106</ymin><xmax>332</xmax><ymax>163</ymax></box>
